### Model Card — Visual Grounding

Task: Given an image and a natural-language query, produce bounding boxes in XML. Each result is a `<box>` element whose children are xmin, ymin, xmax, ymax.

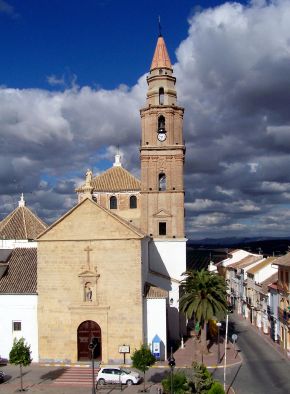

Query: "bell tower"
<box><xmin>140</xmin><ymin>34</ymin><xmax>185</xmax><ymax>239</ymax></box>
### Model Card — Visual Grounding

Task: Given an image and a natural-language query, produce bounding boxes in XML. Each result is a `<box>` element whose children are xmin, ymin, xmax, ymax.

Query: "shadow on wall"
<box><xmin>148</xmin><ymin>241</ymin><xmax>171</xmax><ymax>291</ymax></box>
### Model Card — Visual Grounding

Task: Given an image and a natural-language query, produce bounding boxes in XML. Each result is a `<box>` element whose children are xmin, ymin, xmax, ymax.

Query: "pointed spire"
<box><xmin>18</xmin><ymin>193</ymin><xmax>25</xmax><ymax>207</ymax></box>
<box><xmin>150</xmin><ymin>35</ymin><xmax>172</xmax><ymax>71</ymax></box>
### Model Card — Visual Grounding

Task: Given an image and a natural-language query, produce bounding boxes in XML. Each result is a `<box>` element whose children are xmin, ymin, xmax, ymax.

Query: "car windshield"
<box><xmin>121</xmin><ymin>369</ymin><xmax>130</xmax><ymax>374</ymax></box>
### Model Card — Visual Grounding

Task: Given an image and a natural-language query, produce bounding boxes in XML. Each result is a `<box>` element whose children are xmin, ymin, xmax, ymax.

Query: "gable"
<box><xmin>153</xmin><ymin>209</ymin><xmax>172</xmax><ymax>218</ymax></box>
<box><xmin>38</xmin><ymin>198</ymin><xmax>144</xmax><ymax>241</ymax></box>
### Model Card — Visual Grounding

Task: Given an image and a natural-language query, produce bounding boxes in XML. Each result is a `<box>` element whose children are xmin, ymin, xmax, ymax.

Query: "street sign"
<box><xmin>232</xmin><ymin>334</ymin><xmax>238</xmax><ymax>342</ymax></box>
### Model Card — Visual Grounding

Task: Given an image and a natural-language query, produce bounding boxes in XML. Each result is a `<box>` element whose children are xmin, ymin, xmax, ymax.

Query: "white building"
<box><xmin>0</xmin><ymin>195</ymin><xmax>47</xmax><ymax>361</ymax></box>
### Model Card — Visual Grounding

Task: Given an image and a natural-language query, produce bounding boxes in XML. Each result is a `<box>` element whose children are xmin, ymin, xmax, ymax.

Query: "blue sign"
<box><xmin>152</xmin><ymin>334</ymin><xmax>161</xmax><ymax>357</ymax></box>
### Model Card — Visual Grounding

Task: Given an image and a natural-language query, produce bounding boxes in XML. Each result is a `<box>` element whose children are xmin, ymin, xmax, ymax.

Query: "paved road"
<box><xmin>212</xmin><ymin>314</ymin><xmax>290</xmax><ymax>394</ymax></box>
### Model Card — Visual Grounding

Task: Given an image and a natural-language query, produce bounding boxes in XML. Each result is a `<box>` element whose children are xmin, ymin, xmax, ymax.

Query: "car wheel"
<box><xmin>126</xmin><ymin>379</ymin><xmax>133</xmax><ymax>386</ymax></box>
<box><xmin>98</xmin><ymin>378</ymin><xmax>105</xmax><ymax>385</ymax></box>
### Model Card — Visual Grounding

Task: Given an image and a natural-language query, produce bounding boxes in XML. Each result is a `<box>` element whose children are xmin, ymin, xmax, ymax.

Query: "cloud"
<box><xmin>0</xmin><ymin>0</ymin><xmax>18</xmax><ymax>17</ymax></box>
<box><xmin>1</xmin><ymin>1</ymin><xmax>290</xmax><ymax>240</ymax></box>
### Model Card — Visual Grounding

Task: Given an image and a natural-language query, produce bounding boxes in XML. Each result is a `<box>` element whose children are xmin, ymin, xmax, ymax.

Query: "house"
<box><xmin>0</xmin><ymin>195</ymin><xmax>47</xmax><ymax>360</ymax></box>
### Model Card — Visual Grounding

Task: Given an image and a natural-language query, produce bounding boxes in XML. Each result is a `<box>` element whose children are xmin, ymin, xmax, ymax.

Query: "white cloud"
<box><xmin>2</xmin><ymin>1</ymin><xmax>290</xmax><ymax>239</ymax></box>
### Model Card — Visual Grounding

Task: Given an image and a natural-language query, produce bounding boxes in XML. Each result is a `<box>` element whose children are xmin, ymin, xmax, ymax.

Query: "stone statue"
<box><xmin>85</xmin><ymin>169</ymin><xmax>93</xmax><ymax>186</ymax></box>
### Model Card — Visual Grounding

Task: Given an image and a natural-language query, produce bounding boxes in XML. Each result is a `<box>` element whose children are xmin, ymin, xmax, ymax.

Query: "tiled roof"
<box><xmin>0</xmin><ymin>205</ymin><xmax>47</xmax><ymax>240</ymax></box>
<box><xmin>0</xmin><ymin>248</ymin><xmax>37</xmax><ymax>294</ymax></box>
<box><xmin>150</xmin><ymin>35</ymin><xmax>172</xmax><ymax>70</ymax></box>
<box><xmin>77</xmin><ymin>166</ymin><xmax>141</xmax><ymax>193</ymax></box>
<box><xmin>227</xmin><ymin>255</ymin><xmax>263</xmax><ymax>269</ymax></box>
<box><xmin>247</xmin><ymin>257</ymin><xmax>277</xmax><ymax>275</ymax></box>
<box><xmin>273</xmin><ymin>252</ymin><xmax>290</xmax><ymax>267</ymax></box>
<box><xmin>144</xmin><ymin>283</ymin><xmax>168</xmax><ymax>299</ymax></box>
<box><xmin>261</xmin><ymin>272</ymin><xmax>278</xmax><ymax>294</ymax></box>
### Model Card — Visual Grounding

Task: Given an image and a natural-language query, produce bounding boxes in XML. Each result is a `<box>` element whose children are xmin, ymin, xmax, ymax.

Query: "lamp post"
<box><xmin>168</xmin><ymin>347</ymin><xmax>175</xmax><ymax>394</ymax></box>
<box><xmin>89</xmin><ymin>338</ymin><xmax>98</xmax><ymax>394</ymax></box>
<box><xmin>216</xmin><ymin>321</ymin><xmax>222</xmax><ymax>364</ymax></box>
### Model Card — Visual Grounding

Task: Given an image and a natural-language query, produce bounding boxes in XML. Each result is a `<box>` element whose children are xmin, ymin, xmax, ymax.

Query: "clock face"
<box><xmin>157</xmin><ymin>133</ymin><xmax>166</xmax><ymax>142</ymax></box>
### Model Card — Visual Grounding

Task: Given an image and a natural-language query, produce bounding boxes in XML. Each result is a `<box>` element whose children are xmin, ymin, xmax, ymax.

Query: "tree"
<box><xmin>162</xmin><ymin>371</ymin><xmax>189</xmax><ymax>393</ymax></box>
<box><xmin>9</xmin><ymin>337</ymin><xmax>32</xmax><ymax>392</ymax></box>
<box><xmin>180</xmin><ymin>269</ymin><xmax>227</xmax><ymax>353</ymax></box>
<box><xmin>131</xmin><ymin>344</ymin><xmax>155</xmax><ymax>392</ymax></box>
<box><xmin>192</xmin><ymin>362</ymin><xmax>214</xmax><ymax>394</ymax></box>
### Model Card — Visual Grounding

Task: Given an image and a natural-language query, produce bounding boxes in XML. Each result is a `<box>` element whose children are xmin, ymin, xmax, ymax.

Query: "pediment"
<box><xmin>38</xmin><ymin>198</ymin><xmax>144</xmax><ymax>241</ymax></box>
<box><xmin>78</xmin><ymin>269</ymin><xmax>99</xmax><ymax>278</ymax></box>
<box><xmin>153</xmin><ymin>209</ymin><xmax>172</xmax><ymax>218</ymax></box>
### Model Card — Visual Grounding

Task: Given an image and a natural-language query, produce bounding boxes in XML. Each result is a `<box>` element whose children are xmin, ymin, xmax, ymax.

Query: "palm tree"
<box><xmin>179</xmin><ymin>269</ymin><xmax>228</xmax><ymax>353</ymax></box>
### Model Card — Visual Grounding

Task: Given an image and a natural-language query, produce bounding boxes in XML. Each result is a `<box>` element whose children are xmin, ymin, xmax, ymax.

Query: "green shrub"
<box><xmin>162</xmin><ymin>371</ymin><xmax>189</xmax><ymax>394</ymax></box>
<box><xmin>208</xmin><ymin>381</ymin><xmax>225</xmax><ymax>394</ymax></box>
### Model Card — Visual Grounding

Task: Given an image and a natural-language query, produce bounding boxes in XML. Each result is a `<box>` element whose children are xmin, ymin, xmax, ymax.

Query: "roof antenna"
<box><xmin>158</xmin><ymin>16</ymin><xmax>162</xmax><ymax>37</ymax></box>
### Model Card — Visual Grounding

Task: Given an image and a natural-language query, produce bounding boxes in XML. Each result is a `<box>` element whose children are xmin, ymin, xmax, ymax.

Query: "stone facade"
<box><xmin>37</xmin><ymin>199</ymin><xmax>146</xmax><ymax>363</ymax></box>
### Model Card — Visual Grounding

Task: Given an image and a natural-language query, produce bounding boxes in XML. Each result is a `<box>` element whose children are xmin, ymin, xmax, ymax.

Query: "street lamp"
<box><xmin>168</xmin><ymin>347</ymin><xmax>176</xmax><ymax>394</ymax></box>
<box><xmin>216</xmin><ymin>321</ymin><xmax>222</xmax><ymax>364</ymax></box>
<box><xmin>88</xmin><ymin>337</ymin><xmax>98</xmax><ymax>394</ymax></box>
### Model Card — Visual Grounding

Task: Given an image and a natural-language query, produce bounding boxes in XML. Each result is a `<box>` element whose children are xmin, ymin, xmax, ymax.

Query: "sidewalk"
<box><xmin>166</xmin><ymin>335</ymin><xmax>241</xmax><ymax>369</ymax></box>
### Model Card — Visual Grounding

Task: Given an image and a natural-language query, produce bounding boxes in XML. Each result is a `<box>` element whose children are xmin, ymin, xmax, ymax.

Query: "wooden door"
<box><xmin>77</xmin><ymin>320</ymin><xmax>101</xmax><ymax>361</ymax></box>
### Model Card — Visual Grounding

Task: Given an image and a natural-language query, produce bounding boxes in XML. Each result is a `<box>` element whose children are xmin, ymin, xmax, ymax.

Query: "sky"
<box><xmin>1</xmin><ymin>0</ymin><xmax>290</xmax><ymax>240</ymax></box>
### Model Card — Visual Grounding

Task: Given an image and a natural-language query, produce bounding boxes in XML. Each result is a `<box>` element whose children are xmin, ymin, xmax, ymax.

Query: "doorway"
<box><xmin>77</xmin><ymin>320</ymin><xmax>101</xmax><ymax>361</ymax></box>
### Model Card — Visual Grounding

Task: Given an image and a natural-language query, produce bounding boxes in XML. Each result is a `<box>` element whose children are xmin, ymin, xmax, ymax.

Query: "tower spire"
<box><xmin>150</xmin><ymin>34</ymin><xmax>172</xmax><ymax>71</ymax></box>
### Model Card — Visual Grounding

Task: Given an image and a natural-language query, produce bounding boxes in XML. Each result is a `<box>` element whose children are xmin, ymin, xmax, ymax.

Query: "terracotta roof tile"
<box><xmin>0</xmin><ymin>206</ymin><xmax>47</xmax><ymax>240</ymax></box>
<box><xmin>0</xmin><ymin>248</ymin><xmax>37</xmax><ymax>294</ymax></box>
<box><xmin>151</xmin><ymin>36</ymin><xmax>172</xmax><ymax>70</ymax></box>
<box><xmin>77</xmin><ymin>166</ymin><xmax>141</xmax><ymax>193</ymax></box>
<box><xmin>227</xmin><ymin>255</ymin><xmax>262</xmax><ymax>269</ymax></box>
<box><xmin>273</xmin><ymin>252</ymin><xmax>290</xmax><ymax>267</ymax></box>
<box><xmin>145</xmin><ymin>283</ymin><xmax>168</xmax><ymax>299</ymax></box>
<box><xmin>247</xmin><ymin>257</ymin><xmax>277</xmax><ymax>275</ymax></box>
<box><xmin>261</xmin><ymin>272</ymin><xmax>278</xmax><ymax>293</ymax></box>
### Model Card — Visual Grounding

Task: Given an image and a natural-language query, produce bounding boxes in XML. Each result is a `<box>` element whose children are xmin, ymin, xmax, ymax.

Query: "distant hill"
<box><xmin>187</xmin><ymin>237</ymin><xmax>290</xmax><ymax>259</ymax></box>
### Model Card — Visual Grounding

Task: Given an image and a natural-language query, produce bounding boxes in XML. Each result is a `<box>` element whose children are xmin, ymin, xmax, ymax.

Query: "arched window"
<box><xmin>158</xmin><ymin>115</ymin><xmax>165</xmax><ymax>133</ymax></box>
<box><xmin>159</xmin><ymin>87</ymin><xmax>164</xmax><ymax>105</ymax></box>
<box><xmin>130</xmin><ymin>195</ymin><xmax>137</xmax><ymax>209</ymax></box>
<box><xmin>110</xmin><ymin>196</ymin><xmax>117</xmax><ymax>209</ymax></box>
<box><xmin>159</xmin><ymin>173</ymin><xmax>166</xmax><ymax>191</ymax></box>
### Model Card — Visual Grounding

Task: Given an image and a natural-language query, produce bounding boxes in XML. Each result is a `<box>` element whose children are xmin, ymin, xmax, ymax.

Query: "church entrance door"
<box><xmin>77</xmin><ymin>320</ymin><xmax>101</xmax><ymax>361</ymax></box>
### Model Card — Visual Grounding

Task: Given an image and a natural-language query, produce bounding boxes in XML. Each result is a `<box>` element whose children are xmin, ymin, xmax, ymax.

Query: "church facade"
<box><xmin>37</xmin><ymin>34</ymin><xmax>186</xmax><ymax>364</ymax></box>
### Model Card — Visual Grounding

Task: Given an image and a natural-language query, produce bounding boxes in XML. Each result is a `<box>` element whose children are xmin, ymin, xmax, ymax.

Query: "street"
<box><xmin>1</xmin><ymin>314</ymin><xmax>290</xmax><ymax>393</ymax></box>
<box><xmin>212</xmin><ymin>314</ymin><xmax>290</xmax><ymax>393</ymax></box>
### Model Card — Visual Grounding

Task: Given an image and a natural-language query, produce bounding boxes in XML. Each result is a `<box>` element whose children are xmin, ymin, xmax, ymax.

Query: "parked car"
<box><xmin>0</xmin><ymin>371</ymin><xmax>5</xmax><ymax>383</ymax></box>
<box><xmin>0</xmin><ymin>356</ymin><xmax>8</xmax><ymax>366</ymax></box>
<box><xmin>96</xmin><ymin>367</ymin><xmax>140</xmax><ymax>386</ymax></box>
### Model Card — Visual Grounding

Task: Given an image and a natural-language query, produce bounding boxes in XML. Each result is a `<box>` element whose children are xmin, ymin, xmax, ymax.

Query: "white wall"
<box><xmin>148</xmin><ymin>239</ymin><xmax>187</xmax><ymax>340</ymax></box>
<box><xmin>0</xmin><ymin>295</ymin><xmax>38</xmax><ymax>361</ymax></box>
<box><xmin>149</xmin><ymin>239</ymin><xmax>186</xmax><ymax>280</ymax></box>
<box><xmin>146</xmin><ymin>298</ymin><xmax>167</xmax><ymax>360</ymax></box>
<box><xmin>254</xmin><ymin>264</ymin><xmax>278</xmax><ymax>283</ymax></box>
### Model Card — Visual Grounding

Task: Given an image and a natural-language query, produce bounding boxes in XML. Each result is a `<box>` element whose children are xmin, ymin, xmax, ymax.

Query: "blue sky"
<box><xmin>2</xmin><ymin>0</ymin><xmax>290</xmax><ymax>240</ymax></box>
<box><xmin>0</xmin><ymin>0</ymin><xmax>235</xmax><ymax>89</ymax></box>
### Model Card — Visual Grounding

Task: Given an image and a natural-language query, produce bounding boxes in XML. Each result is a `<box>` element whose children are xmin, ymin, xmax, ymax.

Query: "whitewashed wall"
<box><xmin>0</xmin><ymin>295</ymin><xmax>38</xmax><ymax>361</ymax></box>
<box><xmin>146</xmin><ymin>298</ymin><xmax>167</xmax><ymax>360</ymax></box>
<box><xmin>147</xmin><ymin>239</ymin><xmax>187</xmax><ymax>340</ymax></box>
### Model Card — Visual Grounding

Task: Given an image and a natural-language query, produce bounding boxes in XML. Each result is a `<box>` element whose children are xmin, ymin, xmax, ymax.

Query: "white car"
<box><xmin>96</xmin><ymin>367</ymin><xmax>141</xmax><ymax>386</ymax></box>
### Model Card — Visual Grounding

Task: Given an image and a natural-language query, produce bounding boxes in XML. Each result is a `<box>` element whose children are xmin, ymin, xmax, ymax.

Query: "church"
<box><xmin>36</xmin><ymin>33</ymin><xmax>187</xmax><ymax>364</ymax></box>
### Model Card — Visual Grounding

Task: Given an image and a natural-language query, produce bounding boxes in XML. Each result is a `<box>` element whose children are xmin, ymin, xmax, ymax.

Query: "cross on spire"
<box><xmin>158</xmin><ymin>16</ymin><xmax>162</xmax><ymax>37</ymax></box>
